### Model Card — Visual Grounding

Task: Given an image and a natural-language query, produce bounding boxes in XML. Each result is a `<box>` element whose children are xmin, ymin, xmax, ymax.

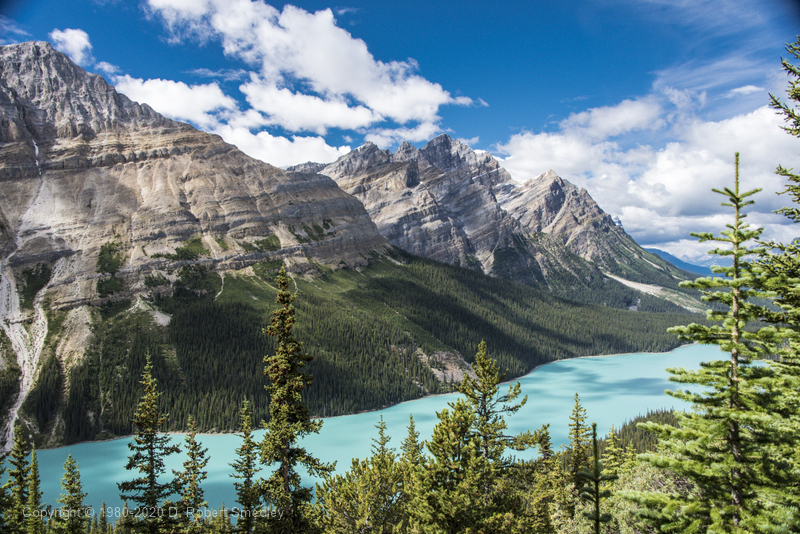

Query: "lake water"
<box><xmin>31</xmin><ymin>343</ymin><xmax>719</xmax><ymax>515</ymax></box>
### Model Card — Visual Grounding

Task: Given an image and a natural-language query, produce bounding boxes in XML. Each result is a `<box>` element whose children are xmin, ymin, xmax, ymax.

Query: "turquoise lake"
<box><xmin>32</xmin><ymin>343</ymin><xmax>719</xmax><ymax>515</ymax></box>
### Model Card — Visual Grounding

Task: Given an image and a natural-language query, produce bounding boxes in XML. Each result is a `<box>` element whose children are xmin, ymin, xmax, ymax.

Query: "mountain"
<box><xmin>0</xmin><ymin>42</ymin><xmax>698</xmax><ymax>448</ymax></box>
<box><xmin>0</xmin><ymin>41</ymin><xmax>387</xmax><ymax>444</ymax></box>
<box><xmin>645</xmin><ymin>248</ymin><xmax>725</xmax><ymax>276</ymax></box>
<box><xmin>296</xmin><ymin>136</ymin><xmax>699</xmax><ymax>308</ymax></box>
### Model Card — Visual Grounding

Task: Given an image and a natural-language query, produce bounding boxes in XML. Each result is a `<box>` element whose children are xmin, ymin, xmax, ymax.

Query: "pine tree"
<box><xmin>316</xmin><ymin>416</ymin><xmax>404</xmax><ymax>533</ymax></box>
<box><xmin>25</xmin><ymin>445</ymin><xmax>45</xmax><ymax>534</ymax></box>
<box><xmin>3</xmin><ymin>426</ymin><xmax>29</xmax><ymax>534</ymax></box>
<box><xmin>516</xmin><ymin>425</ymin><xmax>561</xmax><ymax>534</ymax></box>
<box><xmin>230</xmin><ymin>399</ymin><xmax>260</xmax><ymax>534</ymax></box>
<box><xmin>98</xmin><ymin>501</ymin><xmax>109</xmax><ymax>534</ymax></box>
<box><xmin>176</xmin><ymin>415</ymin><xmax>209</xmax><ymax>533</ymax></box>
<box><xmin>118</xmin><ymin>354</ymin><xmax>181</xmax><ymax>534</ymax></box>
<box><xmin>577</xmin><ymin>423</ymin><xmax>617</xmax><ymax>534</ymax></box>
<box><xmin>410</xmin><ymin>341</ymin><xmax>535</xmax><ymax>533</ymax></box>
<box><xmin>602</xmin><ymin>425</ymin><xmax>622</xmax><ymax>479</ymax></box>
<box><xmin>0</xmin><ymin>457</ymin><xmax>9</xmax><ymax>533</ymax></box>
<box><xmin>632</xmin><ymin>156</ymin><xmax>780</xmax><ymax>532</ymax></box>
<box><xmin>53</xmin><ymin>454</ymin><xmax>88</xmax><ymax>534</ymax></box>
<box><xmin>261</xmin><ymin>266</ymin><xmax>333</xmax><ymax>533</ymax></box>
<box><xmin>567</xmin><ymin>393</ymin><xmax>590</xmax><ymax>490</ymax></box>
<box><xmin>758</xmin><ymin>35</ymin><xmax>800</xmax><ymax>529</ymax></box>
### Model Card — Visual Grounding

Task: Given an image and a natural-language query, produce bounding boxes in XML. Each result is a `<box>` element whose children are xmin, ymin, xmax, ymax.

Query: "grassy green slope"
<box><xmin>49</xmin><ymin>250</ymin><xmax>696</xmax><ymax>445</ymax></box>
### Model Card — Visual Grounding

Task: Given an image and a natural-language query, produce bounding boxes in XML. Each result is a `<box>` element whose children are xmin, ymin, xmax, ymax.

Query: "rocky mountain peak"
<box><xmin>0</xmin><ymin>41</ymin><xmax>174</xmax><ymax>143</ymax></box>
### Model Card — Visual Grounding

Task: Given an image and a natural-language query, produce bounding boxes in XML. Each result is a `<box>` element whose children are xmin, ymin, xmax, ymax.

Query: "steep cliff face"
<box><xmin>0</xmin><ymin>42</ymin><xmax>388</xmax><ymax>443</ymax></box>
<box><xmin>302</xmin><ymin>135</ymin><xmax>691</xmax><ymax>297</ymax></box>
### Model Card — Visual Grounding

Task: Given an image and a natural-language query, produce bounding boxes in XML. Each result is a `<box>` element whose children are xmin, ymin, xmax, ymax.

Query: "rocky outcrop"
<box><xmin>300</xmin><ymin>134</ymin><xmax>689</xmax><ymax>295</ymax></box>
<box><xmin>0</xmin><ymin>42</ymin><xmax>389</xmax><ymax>443</ymax></box>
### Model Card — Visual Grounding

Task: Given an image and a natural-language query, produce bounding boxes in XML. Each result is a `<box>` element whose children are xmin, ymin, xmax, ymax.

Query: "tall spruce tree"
<box><xmin>577</xmin><ymin>423</ymin><xmax>617</xmax><ymax>534</ymax></box>
<box><xmin>410</xmin><ymin>341</ymin><xmax>537</xmax><ymax>533</ymax></box>
<box><xmin>631</xmin><ymin>155</ymin><xmax>780</xmax><ymax>532</ymax></box>
<box><xmin>316</xmin><ymin>416</ymin><xmax>404</xmax><ymax>533</ymax></box>
<box><xmin>3</xmin><ymin>426</ymin><xmax>28</xmax><ymax>534</ymax></box>
<box><xmin>53</xmin><ymin>454</ymin><xmax>88</xmax><ymax>534</ymax></box>
<box><xmin>176</xmin><ymin>415</ymin><xmax>209</xmax><ymax>533</ymax></box>
<box><xmin>261</xmin><ymin>265</ymin><xmax>333</xmax><ymax>533</ymax></box>
<box><xmin>567</xmin><ymin>393</ymin><xmax>590</xmax><ymax>491</ymax></box>
<box><xmin>118</xmin><ymin>354</ymin><xmax>181</xmax><ymax>534</ymax></box>
<box><xmin>755</xmin><ymin>35</ymin><xmax>800</xmax><ymax>530</ymax></box>
<box><xmin>25</xmin><ymin>445</ymin><xmax>45</xmax><ymax>534</ymax></box>
<box><xmin>230</xmin><ymin>399</ymin><xmax>260</xmax><ymax>534</ymax></box>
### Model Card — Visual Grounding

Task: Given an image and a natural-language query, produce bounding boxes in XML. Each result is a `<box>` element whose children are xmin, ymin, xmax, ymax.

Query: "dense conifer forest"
<box><xmin>37</xmin><ymin>248</ymin><xmax>694</xmax><ymax>445</ymax></box>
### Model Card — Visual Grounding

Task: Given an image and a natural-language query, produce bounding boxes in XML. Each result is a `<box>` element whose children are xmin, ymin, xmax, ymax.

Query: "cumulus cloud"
<box><xmin>496</xmin><ymin>96</ymin><xmax>800</xmax><ymax>261</ymax></box>
<box><xmin>144</xmin><ymin>0</ymin><xmax>475</xmax><ymax>139</ymax></box>
<box><xmin>113</xmin><ymin>75</ymin><xmax>238</xmax><ymax>128</ymax></box>
<box><xmin>49</xmin><ymin>28</ymin><xmax>94</xmax><ymax>66</ymax></box>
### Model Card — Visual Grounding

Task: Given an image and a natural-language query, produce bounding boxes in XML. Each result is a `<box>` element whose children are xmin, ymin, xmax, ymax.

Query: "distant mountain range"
<box><xmin>0</xmin><ymin>42</ymin><xmax>700</xmax><ymax>447</ymax></box>
<box><xmin>644</xmin><ymin>248</ymin><xmax>722</xmax><ymax>277</ymax></box>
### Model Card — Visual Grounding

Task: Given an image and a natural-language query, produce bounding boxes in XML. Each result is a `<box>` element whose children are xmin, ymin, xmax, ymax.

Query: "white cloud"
<box><xmin>95</xmin><ymin>61</ymin><xmax>121</xmax><ymax>76</ymax></box>
<box><xmin>113</xmin><ymin>75</ymin><xmax>237</xmax><ymax>128</ymax></box>
<box><xmin>727</xmin><ymin>85</ymin><xmax>764</xmax><ymax>97</ymax></box>
<box><xmin>49</xmin><ymin>28</ymin><xmax>93</xmax><ymax>66</ymax></box>
<box><xmin>364</xmin><ymin>122</ymin><xmax>443</xmax><ymax>148</ymax></box>
<box><xmin>496</xmin><ymin>94</ymin><xmax>800</xmax><ymax>251</ymax></box>
<box><xmin>240</xmin><ymin>77</ymin><xmax>379</xmax><ymax>134</ymax></box>
<box><xmin>211</xmin><ymin>123</ymin><xmax>350</xmax><ymax>167</ymax></box>
<box><xmin>560</xmin><ymin>97</ymin><xmax>664</xmax><ymax>139</ymax></box>
<box><xmin>145</xmin><ymin>0</ymin><xmax>475</xmax><ymax>135</ymax></box>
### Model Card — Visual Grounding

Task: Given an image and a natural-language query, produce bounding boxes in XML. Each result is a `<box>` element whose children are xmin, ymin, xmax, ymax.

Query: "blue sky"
<box><xmin>2</xmin><ymin>0</ymin><xmax>799</xmax><ymax>262</ymax></box>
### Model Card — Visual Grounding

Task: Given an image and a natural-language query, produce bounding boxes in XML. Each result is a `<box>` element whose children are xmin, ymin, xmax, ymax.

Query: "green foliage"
<box><xmin>254</xmin><ymin>235</ymin><xmax>281</xmax><ymax>252</ymax></box>
<box><xmin>261</xmin><ymin>266</ymin><xmax>334</xmax><ymax>533</ymax></box>
<box><xmin>3</xmin><ymin>427</ymin><xmax>29</xmax><ymax>534</ymax></box>
<box><xmin>633</xmin><ymin>156</ymin><xmax>785</xmax><ymax>532</ymax></box>
<box><xmin>19</xmin><ymin>263</ymin><xmax>51</xmax><ymax>308</ymax></box>
<box><xmin>152</xmin><ymin>237</ymin><xmax>209</xmax><ymax>261</ymax></box>
<box><xmin>230</xmin><ymin>400</ymin><xmax>261</xmax><ymax>534</ymax></box>
<box><xmin>23</xmin><ymin>353</ymin><xmax>62</xmax><ymax>433</ymax></box>
<box><xmin>143</xmin><ymin>274</ymin><xmax>169</xmax><ymax>288</ymax></box>
<box><xmin>215</xmin><ymin>236</ymin><xmax>230</xmax><ymax>251</ymax></box>
<box><xmin>577</xmin><ymin>423</ymin><xmax>617</xmax><ymax>534</ymax></box>
<box><xmin>176</xmin><ymin>416</ymin><xmax>210</xmax><ymax>533</ymax></box>
<box><xmin>251</xmin><ymin>260</ymin><xmax>284</xmax><ymax>281</ymax></box>
<box><xmin>97</xmin><ymin>276</ymin><xmax>125</xmax><ymax>297</ymax></box>
<box><xmin>96</xmin><ymin>243</ymin><xmax>123</xmax><ymax>275</ymax></box>
<box><xmin>567</xmin><ymin>393</ymin><xmax>590</xmax><ymax>490</ymax></box>
<box><xmin>0</xmin><ymin>329</ymin><xmax>21</xmax><ymax>421</ymax></box>
<box><xmin>53</xmin><ymin>454</ymin><xmax>88</xmax><ymax>534</ymax></box>
<box><xmin>316</xmin><ymin>417</ymin><xmax>405</xmax><ymax>533</ymax></box>
<box><xmin>25</xmin><ymin>446</ymin><xmax>45</xmax><ymax>534</ymax></box>
<box><xmin>118</xmin><ymin>354</ymin><xmax>182</xmax><ymax>534</ymax></box>
<box><xmin>409</xmin><ymin>342</ymin><xmax>538</xmax><ymax>533</ymax></box>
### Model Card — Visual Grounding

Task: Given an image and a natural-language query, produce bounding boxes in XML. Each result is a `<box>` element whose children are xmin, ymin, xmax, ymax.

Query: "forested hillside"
<box><xmin>28</xmin><ymin>248</ymin><xmax>694</xmax><ymax>446</ymax></box>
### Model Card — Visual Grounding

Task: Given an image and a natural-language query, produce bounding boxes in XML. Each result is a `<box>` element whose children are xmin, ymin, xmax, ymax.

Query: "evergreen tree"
<box><xmin>632</xmin><ymin>157</ymin><xmax>780</xmax><ymax>532</ymax></box>
<box><xmin>759</xmin><ymin>35</ymin><xmax>800</xmax><ymax>528</ymax></box>
<box><xmin>567</xmin><ymin>393</ymin><xmax>590</xmax><ymax>491</ymax></box>
<box><xmin>53</xmin><ymin>454</ymin><xmax>88</xmax><ymax>534</ymax></box>
<box><xmin>577</xmin><ymin>423</ymin><xmax>617</xmax><ymax>534</ymax></box>
<box><xmin>118</xmin><ymin>354</ymin><xmax>181</xmax><ymax>534</ymax></box>
<box><xmin>261</xmin><ymin>266</ymin><xmax>333</xmax><ymax>533</ymax></box>
<box><xmin>316</xmin><ymin>416</ymin><xmax>404</xmax><ymax>533</ymax></box>
<box><xmin>602</xmin><ymin>425</ymin><xmax>622</xmax><ymax>479</ymax></box>
<box><xmin>3</xmin><ymin>426</ymin><xmax>29</xmax><ymax>534</ymax></box>
<box><xmin>176</xmin><ymin>415</ymin><xmax>209</xmax><ymax>533</ymax></box>
<box><xmin>25</xmin><ymin>445</ymin><xmax>45</xmax><ymax>534</ymax></box>
<box><xmin>0</xmin><ymin>457</ymin><xmax>9</xmax><ymax>533</ymax></box>
<box><xmin>516</xmin><ymin>425</ymin><xmax>561</xmax><ymax>534</ymax></box>
<box><xmin>230</xmin><ymin>399</ymin><xmax>260</xmax><ymax>534</ymax></box>
<box><xmin>98</xmin><ymin>501</ymin><xmax>109</xmax><ymax>534</ymax></box>
<box><xmin>410</xmin><ymin>341</ymin><xmax>536</xmax><ymax>533</ymax></box>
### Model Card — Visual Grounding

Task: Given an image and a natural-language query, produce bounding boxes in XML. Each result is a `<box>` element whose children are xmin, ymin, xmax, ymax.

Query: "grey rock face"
<box><xmin>0</xmin><ymin>41</ymin><xmax>388</xmax><ymax>309</ymax></box>
<box><xmin>315</xmin><ymin>134</ymin><xmax>682</xmax><ymax>293</ymax></box>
